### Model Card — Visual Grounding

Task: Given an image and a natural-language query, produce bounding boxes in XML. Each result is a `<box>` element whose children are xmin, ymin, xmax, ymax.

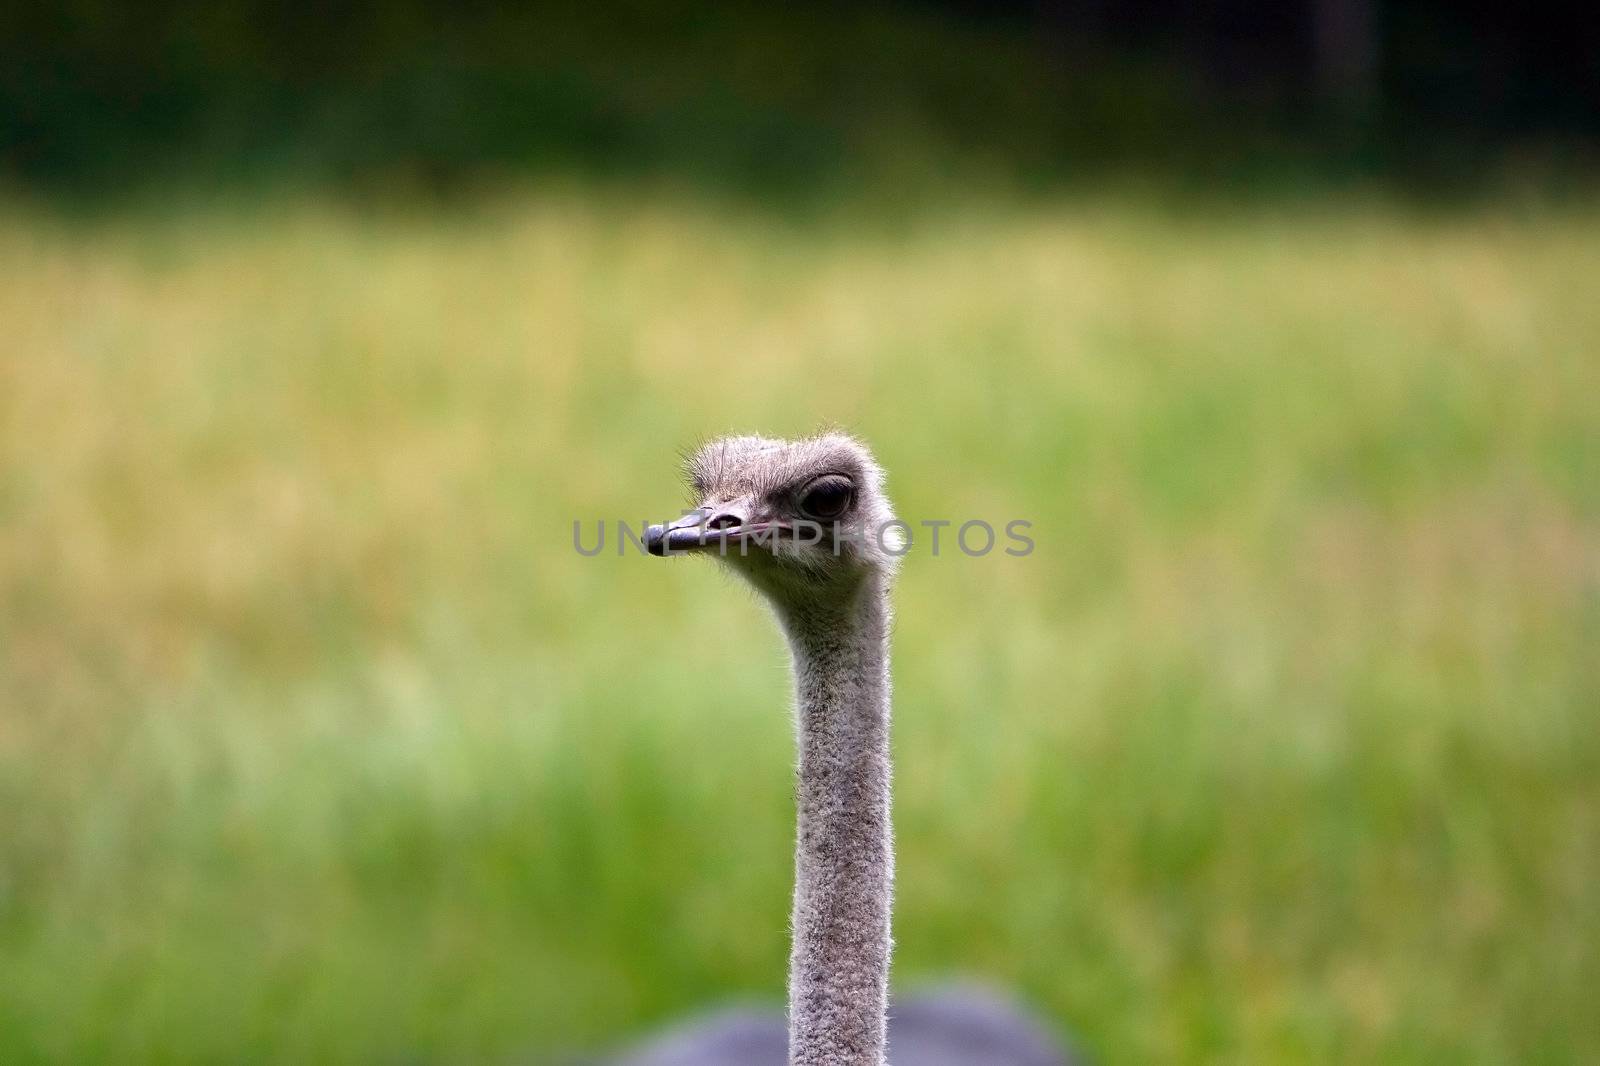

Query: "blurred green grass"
<box><xmin>0</xmin><ymin>188</ymin><xmax>1596</xmax><ymax>1063</ymax></box>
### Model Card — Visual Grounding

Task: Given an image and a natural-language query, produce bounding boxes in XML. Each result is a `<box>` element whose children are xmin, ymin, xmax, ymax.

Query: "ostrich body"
<box><xmin>624</xmin><ymin>434</ymin><xmax>1069</xmax><ymax>1066</ymax></box>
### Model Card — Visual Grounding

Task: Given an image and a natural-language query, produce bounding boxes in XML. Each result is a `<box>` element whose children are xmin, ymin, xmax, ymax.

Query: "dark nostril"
<box><xmin>706</xmin><ymin>512</ymin><xmax>741</xmax><ymax>531</ymax></box>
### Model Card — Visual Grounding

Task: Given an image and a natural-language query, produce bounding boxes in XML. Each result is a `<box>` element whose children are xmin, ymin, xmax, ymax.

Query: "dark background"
<box><xmin>5</xmin><ymin>0</ymin><xmax>1597</xmax><ymax>196</ymax></box>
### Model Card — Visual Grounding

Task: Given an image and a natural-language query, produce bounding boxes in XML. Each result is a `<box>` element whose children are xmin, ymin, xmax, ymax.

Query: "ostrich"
<box><xmin>614</xmin><ymin>434</ymin><xmax>1070</xmax><ymax>1066</ymax></box>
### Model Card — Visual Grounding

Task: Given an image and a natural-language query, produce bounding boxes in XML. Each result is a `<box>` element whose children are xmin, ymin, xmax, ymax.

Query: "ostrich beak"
<box><xmin>645</xmin><ymin>503</ymin><xmax>780</xmax><ymax>556</ymax></box>
<box><xmin>643</xmin><ymin>510</ymin><xmax>716</xmax><ymax>556</ymax></box>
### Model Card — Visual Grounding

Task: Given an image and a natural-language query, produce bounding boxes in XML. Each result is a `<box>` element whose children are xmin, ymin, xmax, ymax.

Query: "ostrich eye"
<box><xmin>798</xmin><ymin>475</ymin><xmax>854</xmax><ymax>521</ymax></box>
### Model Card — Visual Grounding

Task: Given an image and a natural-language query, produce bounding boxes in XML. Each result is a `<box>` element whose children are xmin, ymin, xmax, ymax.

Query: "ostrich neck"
<box><xmin>781</xmin><ymin>574</ymin><xmax>892</xmax><ymax>1066</ymax></box>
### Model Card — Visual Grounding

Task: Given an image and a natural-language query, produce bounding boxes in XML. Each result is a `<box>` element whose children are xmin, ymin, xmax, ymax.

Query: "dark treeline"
<box><xmin>2</xmin><ymin>0</ymin><xmax>1596</xmax><ymax>195</ymax></box>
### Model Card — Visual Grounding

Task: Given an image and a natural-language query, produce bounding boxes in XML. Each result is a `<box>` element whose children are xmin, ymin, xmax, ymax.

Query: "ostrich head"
<box><xmin>645</xmin><ymin>433</ymin><xmax>902</xmax><ymax>614</ymax></box>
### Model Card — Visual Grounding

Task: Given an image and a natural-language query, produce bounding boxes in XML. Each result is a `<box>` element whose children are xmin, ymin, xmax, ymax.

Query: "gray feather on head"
<box><xmin>674</xmin><ymin>433</ymin><xmax>903</xmax><ymax>618</ymax></box>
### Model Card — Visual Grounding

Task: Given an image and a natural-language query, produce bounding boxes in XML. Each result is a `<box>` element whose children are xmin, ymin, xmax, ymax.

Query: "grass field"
<box><xmin>0</xmin><ymin>187</ymin><xmax>1596</xmax><ymax>1063</ymax></box>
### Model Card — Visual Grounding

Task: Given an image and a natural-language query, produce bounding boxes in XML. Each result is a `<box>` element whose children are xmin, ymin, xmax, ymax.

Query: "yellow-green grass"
<box><xmin>0</xmin><ymin>189</ymin><xmax>1595</xmax><ymax>1063</ymax></box>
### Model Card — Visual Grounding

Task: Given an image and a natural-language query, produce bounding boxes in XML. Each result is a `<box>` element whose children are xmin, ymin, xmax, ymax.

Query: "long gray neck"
<box><xmin>779</xmin><ymin>574</ymin><xmax>893</xmax><ymax>1066</ymax></box>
